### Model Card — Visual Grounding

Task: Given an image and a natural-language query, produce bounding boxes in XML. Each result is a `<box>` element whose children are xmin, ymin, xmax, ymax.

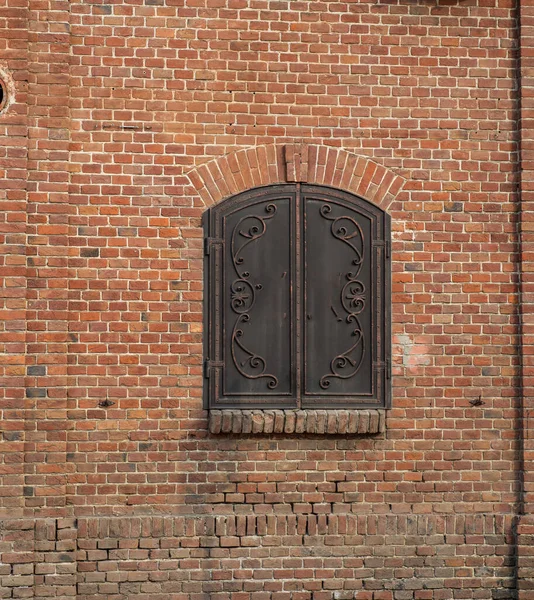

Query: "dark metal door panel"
<box><xmin>206</xmin><ymin>187</ymin><xmax>297</xmax><ymax>409</ymax></box>
<box><xmin>301</xmin><ymin>186</ymin><xmax>388</xmax><ymax>408</ymax></box>
<box><xmin>205</xmin><ymin>183</ymin><xmax>390</xmax><ymax>411</ymax></box>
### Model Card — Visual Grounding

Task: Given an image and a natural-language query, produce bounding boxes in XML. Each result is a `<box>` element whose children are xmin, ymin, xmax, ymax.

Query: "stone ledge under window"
<box><xmin>209</xmin><ymin>409</ymin><xmax>385</xmax><ymax>435</ymax></box>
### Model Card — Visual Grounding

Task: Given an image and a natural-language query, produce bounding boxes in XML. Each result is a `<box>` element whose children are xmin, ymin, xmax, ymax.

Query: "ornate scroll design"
<box><xmin>319</xmin><ymin>204</ymin><xmax>366</xmax><ymax>389</ymax></box>
<box><xmin>229</xmin><ymin>204</ymin><xmax>278</xmax><ymax>389</ymax></box>
<box><xmin>231</xmin><ymin>315</ymin><xmax>278</xmax><ymax>389</ymax></box>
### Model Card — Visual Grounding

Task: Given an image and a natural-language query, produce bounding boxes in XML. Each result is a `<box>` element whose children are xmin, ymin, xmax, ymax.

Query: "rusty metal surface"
<box><xmin>204</xmin><ymin>184</ymin><xmax>390</xmax><ymax>410</ymax></box>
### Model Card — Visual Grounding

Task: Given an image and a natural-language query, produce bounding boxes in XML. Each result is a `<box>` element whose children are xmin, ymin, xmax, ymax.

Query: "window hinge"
<box><xmin>374</xmin><ymin>359</ymin><xmax>391</xmax><ymax>380</ymax></box>
<box><xmin>372</xmin><ymin>239</ymin><xmax>390</xmax><ymax>258</ymax></box>
<box><xmin>204</xmin><ymin>237</ymin><xmax>223</xmax><ymax>255</ymax></box>
<box><xmin>204</xmin><ymin>359</ymin><xmax>224</xmax><ymax>378</ymax></box>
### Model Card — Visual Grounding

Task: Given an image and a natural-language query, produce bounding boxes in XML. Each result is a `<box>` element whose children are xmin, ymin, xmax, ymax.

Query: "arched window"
<box><xmin>203</xmin><ymin>184</ymin><xmax>390</xmax><ymax>410</ymax></box>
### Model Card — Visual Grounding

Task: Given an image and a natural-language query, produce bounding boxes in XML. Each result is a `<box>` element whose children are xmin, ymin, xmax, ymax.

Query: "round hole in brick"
<box><xmin>0</xmin><ymin>79</ymin><xmax>6</xmax><ymax>113</ymax></box>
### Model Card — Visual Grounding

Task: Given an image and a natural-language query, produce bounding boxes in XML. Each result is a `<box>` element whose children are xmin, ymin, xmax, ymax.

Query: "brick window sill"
<box><xmin>209</xmin><ymin>409</ymin><xmax>386</xmax><ymax>435</ymax></box>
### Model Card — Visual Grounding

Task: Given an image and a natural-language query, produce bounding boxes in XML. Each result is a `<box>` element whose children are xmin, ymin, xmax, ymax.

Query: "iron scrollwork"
<box><xmin>319</xmin><ymin>204</ymin><xmax>366</xmax><ymax>389</ymax></box>
<box><xmin>229</xmin><ymin>204</ymin><xmax>279</xmax><ymax>389</ymax></box>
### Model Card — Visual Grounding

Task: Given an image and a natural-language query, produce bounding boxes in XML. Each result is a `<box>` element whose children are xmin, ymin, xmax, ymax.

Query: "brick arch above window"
<box><xmin>186</xmin><ymin>144</ymin><xmax>406</xmax><ymax>212</ymax></box>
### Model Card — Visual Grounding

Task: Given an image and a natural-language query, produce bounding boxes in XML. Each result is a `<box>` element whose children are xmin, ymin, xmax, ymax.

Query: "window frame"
<box><xmin>203</xmin><ymin>183</ymin><xmax>391</xmax><ymax>411</ymax></box>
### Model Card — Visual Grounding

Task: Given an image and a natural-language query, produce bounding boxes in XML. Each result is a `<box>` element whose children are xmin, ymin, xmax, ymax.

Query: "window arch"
<box><xmin>203</xmin><ymin>184</ymin><xmax>390</xmax><ymax>410</ymax></box>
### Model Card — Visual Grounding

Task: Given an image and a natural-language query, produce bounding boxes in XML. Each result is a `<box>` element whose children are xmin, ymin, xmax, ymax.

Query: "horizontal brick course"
<box><xmin>209</xmin><ymin>410</ymin><xmax>386</xmax><ymax>435</ymax></box>
<box><xmin>73</xmin><ymin>514</ymin><xmax>516</xmax><ymax>600</ymax></box>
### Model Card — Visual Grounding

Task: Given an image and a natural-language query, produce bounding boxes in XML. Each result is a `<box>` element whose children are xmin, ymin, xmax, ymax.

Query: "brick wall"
<box><xmin>0</xmin><ymin>0</ymin><xmax>28</xmax><ymax>518</ymax></box>
<box><xmin>0</xmin><ymin>0</ymin><xmax>529</xmax><ymax>598</ymax></box>
<box><xmin>76</xmin><ymin>514</ymin><xmax>516</xmax><ymax>600</ymax></box>
<box><xmin>517</xmin><ymin>0</ymin><xmax>534</xmax><ymax>597</ymax></box>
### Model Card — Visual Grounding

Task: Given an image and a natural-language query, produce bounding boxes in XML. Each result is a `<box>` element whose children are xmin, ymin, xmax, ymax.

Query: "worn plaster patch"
<box><xmin>0</xmin><ymin>66</ymin><xmax>15</xmax><ymax>116</ymax></box>
<box><xmin>395</xmin><ymin>334</ymin><xmax>431</xmax><ymax>368</ymax></box>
